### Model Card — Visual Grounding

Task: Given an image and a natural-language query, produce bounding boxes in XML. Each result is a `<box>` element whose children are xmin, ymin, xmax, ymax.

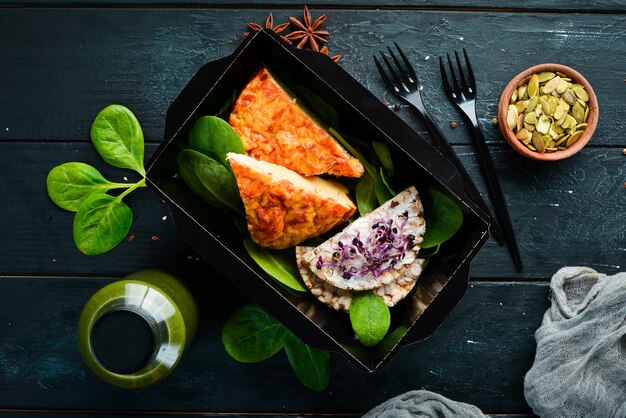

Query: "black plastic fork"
<box><xmin>374</xmin><ymin>42</ymin><xmax>505</xmax><ymax>245</ymax></box>
<box><xmin>439</xmin><ymin>49</ymin><xmax>523</xmax><ymax>272</ymax></box>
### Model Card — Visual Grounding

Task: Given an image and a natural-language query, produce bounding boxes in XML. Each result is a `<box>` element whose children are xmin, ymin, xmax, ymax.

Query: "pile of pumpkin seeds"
<box><xmin>506</xmin><ymin>71</ymin><xmax>590</xmax><ymax>153</ymax></box>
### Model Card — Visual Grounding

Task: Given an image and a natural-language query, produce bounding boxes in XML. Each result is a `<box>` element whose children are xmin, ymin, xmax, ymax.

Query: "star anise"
<box><xmin>285</xmin><ymin>6</ymin><xmax>330</xmax><ymax>51</ymax></box>
<box><xmin>320</xmin><ymin>45</ymin><xmax>341</xmax><ymax>63</ymax></box>
<box><xmin>246</xmin><ymin>12</ymin><xmax>292</xmax><ymax>45</ymax></box>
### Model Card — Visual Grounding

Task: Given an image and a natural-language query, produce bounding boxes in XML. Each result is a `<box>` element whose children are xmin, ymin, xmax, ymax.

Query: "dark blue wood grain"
<box><xmin>0</xmin><ymin>278</ymin><xmax>547</xmax><ymax>414</ymax></box>
<box><xmin>0</xmin><ymin>9</ymin><xmax>624</xmax><ymax>146</ymax></box>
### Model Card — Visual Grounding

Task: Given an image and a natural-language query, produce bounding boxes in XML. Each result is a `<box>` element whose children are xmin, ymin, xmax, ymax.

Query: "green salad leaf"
<box><xmin>284</xmin><ymin>331</ymin><xmax>331</xmax><ymax>392</ymax></box>
<box><xmin>374</xmin><ymin>173</ymin><xmax>393</xmax><ymax>205</ymax></box>
<box><xmin>189</xmin><ymin>115</ymin><xmax>245</xmax><ymax>167</ymax></box>
<box><xmin>372</xmin><ymin>141</ymin><xmax>394</xmax><ymax>176</ymax></box>
<box><xmin>355</xmin><ymin>172</ymin><xmax>377</xmax><ymax>216</ymax></box>
<box><xmin>90</xmin><ymin>104</ymin><xmax>145</xmax><ymax>176</ymax></box>
<box><xmin>177</xmin><ymin>149</ymin><xmax>243</xmax><ymax>215</ymax></box>
<box><xmin>243</xmin><ymin>239</ymin><xmax>307</xmax><ymax>292</ymax></box>
<box><xmin>72</xmin><ymin>193</ymin><xmax>133</xmax><ymax>256</ymax></box>
<box><xmin>422</xmin><ymin>189</ymin><xmax>464</xmax><ymax>249</ymax></box>
<box><xmin>221</xmin><ymin>304</ymin><xmax>287</xmax><ymax>363</ymax></box>
<box><xmin>46</xmin><ymin>162</ymin><xmax>126</xmax><ymax>212</ymax></box>
<box><xmin>349</xmin><ymin>291</ymin><xmax>391</xmax><ymax>347</ymax></box>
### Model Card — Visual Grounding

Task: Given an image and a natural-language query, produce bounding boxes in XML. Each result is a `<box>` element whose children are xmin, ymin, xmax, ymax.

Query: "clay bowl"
<box><xmin>498</xmin><ymin>63</ymin><xmax>598</xmax><ymax>161</ymax></box>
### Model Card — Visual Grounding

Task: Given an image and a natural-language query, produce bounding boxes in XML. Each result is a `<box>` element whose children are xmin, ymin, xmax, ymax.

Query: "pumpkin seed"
<box><xmin>566</xmin><ymin>131</ymin><xmax>583</xmax><ymax>147</ymax></box>
<box><xmin>532</xmin><ymin>131</ymin><xmax>546</xmax><ymax>153</ymax></box>
<box><xmin>510</xmin><ymin>89</ymin><xmax>518</xmax><ymax>104</ymax></box>
<box><xmin>527</xmin><ymin>143</ymin><xmax>537</xmax><ymax>151</ymax></box>
<box><xmin>517</xmin><ymin>114</ymin><xmax>525</xmax><ymax>131</ymax></box>
<box><xmin>528</xmin><ymin>74</ymin><xmax>539</xmax><ymax>98</ymax></box>
<box><xmin>556</xmin><ymin>79</ymin><xmax>570</xmax><ymax>94</ymax></box>
<box><xmin>536</xmin><ymin>115</ymin><xmax>551</xmax><ymax>134</ymax></box>
<box><xmin>555</xmin><ymin>135</ymin><xmax>569</xmax><ymax>146</ymax></box>
<box><xmin>518</xmin><ymin>75</ymin><xmax>531</xmax><ymax>87</ymax></box>
<box><xmin>573</xmin><ymin>86</ymin><xmax>589</xmax><ymax>102</ymax></box>
<box><xmin>524</xmin><ymin>122</ymin><xmax>536</xmax><ymax>132</ymax></box>
<box><xmin>584</xmin><ymin>106</ymin><xmax>589</xmax><ymax>121</ymax></box>
<box><xmin>517</xmin><ymin>85</ymin><xmax>527</xmax><ymax>100</ymax></box>
<box><xmin>556</xmin><ymin>71</ymin><xmax>568</xmax><ymax>77</ymax></box>
<box><xmin>516</xmin><ymin>128</ymin><xmax>530</xmax><ymax>141</ymax></box>
<box><xmin>553</xmin><ymin>104</ymin><xmax>567</xmax><ymax>121</ymax></box>
<box><xmin>562</xmin><ymin>90</ymin><xmax>576</xmax><ymax>106</ymax></box>
<box><xmin>539</xmin><ymin>98</ymin><xmax>550</xmax><ymax>115</ymax></box>
<box><xmin>525</xmin><ymin>96</ymin><xmax>538</xmax><ymax>113</ymax></box>
<box><xmin>524</xmin><ymin>113</ymin><xmax>537</xmax><ymax>125</ymax></box>
<box><xmin>516</xmin><ymin>100</ymin><xmax>528</xmax><ymax>114</ymax></box>
<box><xmin>577</xmin><ymin>98</ymin><xmax>587</xmax><ymax>108</ymax></box>
<box><xmin>507</xmin><ymin>105</ymin><xmax>518</xmax><ymax>130</ymax></box>
<box><xmin>537</xmin><ymin>72</ymin><xmax>556</xmax><ymax>83</ymax></box>
<box><xmin>542</xmin><ymin>76</ymin><xmax>561</xmax><ymax>94</ymax></box>
<box><xmin>572</xmin><ymin>102</ymin><xmax>585</xmax><ymax>124</ymax></box>
<box><xmin>576</xmin><ymin>123</ymin><xmax>588</xmax><ymax>130</ymax></box>
<box><xmin>548</xmin><ymin>96</ymin><xmax>558</xmax><ymax>115</ymax></box>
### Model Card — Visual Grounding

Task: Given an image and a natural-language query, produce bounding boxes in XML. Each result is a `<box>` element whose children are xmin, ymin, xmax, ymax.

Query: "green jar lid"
<box><xmin>77</xmin><ymin>270</ymin><xmax>198</xmax><ymax>389</ymax></box>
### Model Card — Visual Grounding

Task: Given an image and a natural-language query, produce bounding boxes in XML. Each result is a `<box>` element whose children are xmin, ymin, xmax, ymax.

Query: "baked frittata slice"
<box><xmin>228</xmin><ymin>153</ymin><xmax>356</xmax><ymax>249</ymax></box>
<box><xmin>229</xmin><ymin>67</ymin><xmax>364</xmax><ymax>178</ymax></box>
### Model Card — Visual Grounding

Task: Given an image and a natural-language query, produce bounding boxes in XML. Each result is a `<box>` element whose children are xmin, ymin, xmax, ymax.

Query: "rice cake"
<box><xmin>296</xmin><ymin>246</ymin><xmax>424</xmax><ymax>313</ymax></box>
<box><xmin>228</xmin><ymin>152</ymin><xmax>356</xmax><ymax>249</ymax></box>
<box><xmin>229</xmin><ymin>67</ymin><xmax>364</xmax><ymax>178</ymax></box>
<box><xmin>302</xmin><ymin>186</ymin><xmax>425</xmax><ymax>291</ymax></box>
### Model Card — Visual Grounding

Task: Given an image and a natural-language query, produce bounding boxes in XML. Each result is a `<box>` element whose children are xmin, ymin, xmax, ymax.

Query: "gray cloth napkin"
<box><xmin>362</xmin><ymin>390</ymin><xmax>488</xmax><ymax>418</ymax></box>
<box><xmin>525</xmin><ymin>266</ymin><xmax>626</xmax><ymax>417</ymax></box>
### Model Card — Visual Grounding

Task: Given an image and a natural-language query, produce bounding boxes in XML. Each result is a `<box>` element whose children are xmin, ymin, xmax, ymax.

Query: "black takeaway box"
<box><xmin>145</xmin><ymin>30</ymin><xmax>489</xmax><ymax>372</ymax></box>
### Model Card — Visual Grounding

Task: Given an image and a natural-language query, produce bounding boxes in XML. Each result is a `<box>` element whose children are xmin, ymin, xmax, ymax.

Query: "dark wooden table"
<box><xmin>1</xmin><ymin>1</ymin><xmax>625</xmax><ymax>417</ymax></box>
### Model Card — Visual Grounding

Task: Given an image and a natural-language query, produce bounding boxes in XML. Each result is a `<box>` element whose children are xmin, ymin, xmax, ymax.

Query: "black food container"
<box><xmin>145</xmin><ymin>30</ymin><xmax>489</xmax><ymax>372</ymax></box>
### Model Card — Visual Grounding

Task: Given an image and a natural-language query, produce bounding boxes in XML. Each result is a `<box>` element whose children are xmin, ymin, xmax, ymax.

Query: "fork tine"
<box><xmin>439</xmin><ymin>56</ymin><xmax>453</xmax><ymax>98</ymax></box>
<box><xmin>446</xmin><ymin>53</ymin><xmax>460</xmax><ymax>93</ymax></box>
<box><xmin>379</xmin><ymin>50</ymin><xmax>404</xmax><ymax>89</ymax></box>
<box><xmin>393</xmin><ymin>42</ymin><xmax>417</xmax><ymax>82</ymax></box>
<box><xmin>463</xmin><ymin>48</ymin><xmax>476</xmax><ymax>91</ymax></box>
<box><xmin>386</xmin><ymin>45</ymin><xmax>411</xmax><ymax>85</ymax></box>
<box><xmin>454</xmin><ymin>50</ymin><xmax>469</xmax><ymax>94</ymax></box>
<box><xmin>373</xmin><ymin>55</ymin><xmax>396</xmax><ymax>93</ymax></box>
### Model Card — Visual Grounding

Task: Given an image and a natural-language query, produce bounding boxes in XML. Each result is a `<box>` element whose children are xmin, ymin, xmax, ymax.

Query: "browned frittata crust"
<box><xmin>229</xmin><ymin>67</ymin><xmax>364</xmax><ymax>178</ymax></box>
<box><xmin>229</xmin><ymin>158</ymin><xmax>356</xmax><ymax>249</ymax></box>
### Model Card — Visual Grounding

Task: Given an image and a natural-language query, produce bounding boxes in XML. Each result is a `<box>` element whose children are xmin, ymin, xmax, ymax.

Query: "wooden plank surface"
<box><xmin>3</xmin><ymin>0</ymin><xmax>625</xmax><ymax>13</ymax></box>
<box><xmin>1</xmin><ymin>142</ymin><xmax>624</xmax><ymax>280</ymax></box>
<box><xmin>0</xmin><ymin>277</ymin><xmax>547</xmax><ymax>414</ymax></box>
<box><xmin>0</xmin><ymin>9</ymin><xmax>624</xmax><ymax>147</ymax></box>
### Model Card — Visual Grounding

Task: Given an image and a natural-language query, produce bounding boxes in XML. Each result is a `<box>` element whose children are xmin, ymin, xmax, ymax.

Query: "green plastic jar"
<box><xmin>77</xmin><ymin>270</ymin><xmax>198</xmax><ymax>389</ymax></box>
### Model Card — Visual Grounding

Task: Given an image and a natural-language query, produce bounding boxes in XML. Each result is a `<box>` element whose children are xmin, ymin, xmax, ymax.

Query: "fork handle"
<box><xmin>470</xmin><ymin>124</ymin><xmax>524</xmax><ymax>272</ymax></box>
<box><xmin>414</xmin><ymin>109</ymin><xmax>506</xmax><ymax>245</ymax></box>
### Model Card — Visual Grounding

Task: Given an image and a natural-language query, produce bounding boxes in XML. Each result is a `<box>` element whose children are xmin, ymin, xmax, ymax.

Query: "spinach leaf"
<box><xmin>372</xmin><ymin>141</ymin><xmax>394</xmax><ymax>176</ymax></box>
<box><xmin>221</xmin><ymin>304</ymin><xmax>287</xmax><ymax>363</ymax></box>
<box><xmin>283</xmin><ymin>331</ymin><xmax>331</xmax><ymax>392</ymax></box>
<box><xmin>189</xmin><ymin>116</ymin><xmax>245</xmax><ymax>167</ymax></box>
<box><xmin>243</xmin><ymin>239</ymin><xmax>307</xmax><ymax>292</ymax></box>
<box><xmin>290</xmin><ymin>84</ymin><xmax>340</xmax><ymax>128</ymax></box>
<box><xmin>72</xmin><ymin>193</ymin><xmax>133</xmax><ymax>256</ymax></box>
<box><xmin>374</xmin><ymin>173</ymin><xmax>393</xmax><ymax>205</ymax></box>
<box><xmin>349</xmin><ymin>290</ymin><xmax>391</xmax><ymax>347</ymax></box>
<box><xmin>47</xmin><ymin>162</ymin><xmax>126</xmax><ymax>212</ymax></box>
<box><xmin>90</xmin><ymin>105</ymin><xmax>145</xmax><ymax>176</ymax></box>
<box><xmin>379</xmin><ymin>168</ymin><xmax>396</xmax><ymax>196</ymax></box>
<box><xmin>422</xmin><ymin>189</ymin><xmax>464</xmax><ymax>249</ymax></box>
<box><xmin>177</xmin><ymin>149</ymin><xmax>243</xmax><ymax>215</ymax></box>
<box><xmin>355</xmin><ymin>173</ymin><xmax>377</xmax><ymax>216</ymax></box>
